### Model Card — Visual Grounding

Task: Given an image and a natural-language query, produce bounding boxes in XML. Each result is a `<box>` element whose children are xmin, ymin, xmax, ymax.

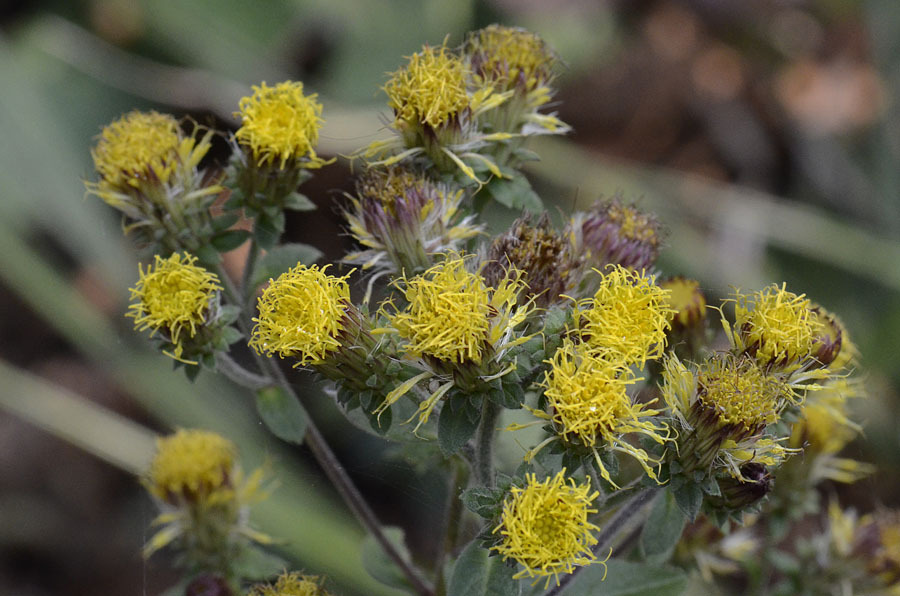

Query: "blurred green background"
<box><xmin>0</xmin><ymin>0</ymin><xmax>898</xmax><ymax>594</ymax></box>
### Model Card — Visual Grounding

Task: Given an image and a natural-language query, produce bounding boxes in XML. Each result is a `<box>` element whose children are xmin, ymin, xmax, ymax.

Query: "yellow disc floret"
<box><xmin>389</xmin><ymin>256</ymin><xmax>492</xmax><ymax>364</ymax></box>
<box><xmin>146</xmin><ymin>428</ymin><xmax>236</xmax><ymax>503</ymax></box>
<box><xmin>734</xmin><ymin>284</ymin><xmax>820</xmax><ymax>366</ymax></box>
<box><xmin>467</xmin><ymin>25</ymin><xmax>555</xmax><ymax>92</ymax></box>
<box><xmin>544</xmin><ymin>343</ymin><xmax>640</xmax><ymax>447</ymax></box>
<box><xmin>384</xmin><ymin>43</ymin><xmax>470</xmax><ymax>129</ymax></box>
<box><xmin>250</xmin><ymin>571</ymin><xmax>332</xmax><ymax>596</ymax></box>
<box><xmin>236</xmin><ymin>81</ymin><xmax>326</xmax><ymax>168</ymax></box>
<box><xmin>575</xmin><ymin>265</ymin><xmax>673</xmax><ymax>366</ymax></box>
<box><xmin>698</xmin><ymin>355</ymin><xmax>788</xmax><ymax>431</ymax></box>
<box><xmin>492</xmin><ymin>470</ymin><xmax>601</xmax><ymax>587</ymax></box>
<box><xmin>249</xmin><ymin>264</ymin><xmax>350</xmax><ymax>366</ymax></box>
<box><xmin>91</xmin><ymin>110</ymin><xmax>181</xmax><ymax>189</ymax></box>
<box><xmin>126</xmin><ymin>252</ymin><xmax>222</xmax><ymax>361</ymax></box>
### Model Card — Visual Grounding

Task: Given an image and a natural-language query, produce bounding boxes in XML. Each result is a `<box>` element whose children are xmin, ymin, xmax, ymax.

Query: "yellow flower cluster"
<box><xmin>236</xmin><ymin>81</ymin><xmax>326</xmax><ymax>168</ymax></box>
<box><xmin>146</xmin><ymin>428</ymin><xmax>236</xmax><ymax>503</ymax></box>
<box><xmin>384</xmin><ymin>43</ymin><xmax>470</xmax><ymax>129</ymax></box>
<box><xmin>732</xmin><ymin>284</ymin><xmax>820</xmax><ymax>366</ymax></box>
<box><xmin>466</xmin><ymin>24</ymin><xmax>555</xmax><ymax>92</ymax></box>
<box><xmin>389</xmin><ymin>256</ymin><xmax>492</xmax><ymax>364</ymax></box>
<box><xmin>541</xmin><ymin>342</ymin><xmax>666</xmax><ymax>484</ymax></box>
<box><xmin>697</xmin><ymin>355</ymin><xmax>788</xmax><ymax>431</ymax></box>
<box><xmin>575</xmin><ymin>265</ymin><xmax>673</xmax><ymax>366</ymax></box>
<box><xmin>249</xmin><ymin>264</ymin><xmax>351</xmax><ymax>366</ymax></box>
<box><xmin>250</xmin><ymin>571</ymin><xmax>331</xmax><ymax>596</ymax></box>
<box><xmin>493</xmin><ymin>470</ymin><xmax>601</xmax><ymax>587</ymax></box>
<box><xmin>91</xmin><ymin>110</ymin><xmax>181</xmax><ymax>189</ymax></box>
<box><xmin>126</xmin><ymin>252</ymin><xmax>222</xmax><ymax>362</ymax></box>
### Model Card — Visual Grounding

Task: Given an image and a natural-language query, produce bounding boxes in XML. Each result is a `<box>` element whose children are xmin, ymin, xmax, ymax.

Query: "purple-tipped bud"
<box><xmin>569</xmin><ymin>197</ymin><xmax>663</xmax><ymax>272</ymax></box>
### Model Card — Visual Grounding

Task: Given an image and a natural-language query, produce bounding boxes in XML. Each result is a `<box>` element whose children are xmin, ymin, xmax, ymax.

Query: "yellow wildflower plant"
<box><xmin>249</xmin><ymin>571</ymin><xmax>333</xmax><ymax>596</ymax></box>
<box><xmin>143</xmin><ymin>428</ymin><xmax>273</xmax><ymax>565</ymax></box>
<box><xmin>249</xmin><ymin>264</ymin><xmax>351</xmax><ymax>367</ymax></box>
<box><xmin>385</xmin><ymin>43</ymin><xmax>470</xmax><ymax>130</ymax></box>
<box><xmin>342</xmin><ymin>167</ymin><xmax>481</xmax><ymax>280</ymax></box>
<box><xmin>87</xmin><ymin>111</ymin><xmax>220</xmax><ymax>249</ymax></box>
<box><xmin>492</xmin><ymin>470</ymin><xmax>602</xmax><ymax>588</ymax></box>
<box><xmin>464</xmin><ymin>25</ymin><xmax>570</xmax><ymax>139</ymax></box>
<box><xmin>661</xmin><ymin>353</ymin><xmax>799</xmax><ymax>480</ymax></box>
<box><xmin>145</xmin><ymin>428</ymin><xmax>236</xmax><ymax>504</ymax></box>
<box><xmin>126</xmin><ymin>252</ymin><xmax>223</xmax><ymax>363</ymax></box>
<box><xmin>536</xmin><ymin>341</ymin><xmax>668</xmax><ymax>486</ymax></box>
<box><xmin>235</xmin><ymin>80</ymin><xmax>329</xmax><ymax>169</ymax></box>
<box><xmin>466</xmin><ymin>24</ymin><xmax>556</xmax><ymax>93</ymax></box>
<box><xmin>359</xmin><ymin>42</ymin><xmax>514</xmax><ymax>185</ymax></box>
<box><xmin>374</xmin><ymin>254</ymin><xmax>533</xmax><ymax>427</ymax></box>
<box><xmin>725</xmin><ymin>283</ymin><xmax>823</xmax><ymax>370</ymax></box>
<box><xmin>91</xmin><ymin>110</ymin><xmax>181</xmax><ymax>190</ymax></box>
<box><xmin>574</xmin><ymin>265</ymin><xmax>674</xmax><ymax>367</ymax></box>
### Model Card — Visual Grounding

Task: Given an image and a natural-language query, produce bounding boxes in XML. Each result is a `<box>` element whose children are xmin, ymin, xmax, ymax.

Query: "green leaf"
<box><xmin>211</xmin><ymin>229</ymin><xmax>250</xmax><ymax>252</ymax></box>
<box><xmin>438</xmin><ymin>399</ymin><xmax>480</xmax><ymax>456</ymax></box>
<box><xmin>283</xmin><ymin>192</ymin><xmax>316</xmax><ymax>211</ymax></box>
<box><xmin>640</xmin><ymin>490</ymin><xmax>686</xmax><ymax>564</ymax></box>
<box><xmin>461</xmin><ymin>487</ymin><xmax>502</xmax><ymax>519</ymax></box>
<box><xmin>254</xmin><ymin>211</ymin><xmax>285</xmax><ymax>249</ymax></box>
<box><xmin>672</xmin><ymin>482</ymin><xmax>703</xmax><ymax>521</ymax></box>
<box><xmin>360</xmin><ymin>526</ymin><xmax>414</xmax><ymax>592</ymax></box>
<box><xmin>212</xmin><ymin>212</ymin><xmax>240</xmax><ymax>232</ymax></box>
<box><xmin>249</xmin><ymin>243</ymin><xmax>324</xmax><ymax>290</ymax></box>
<box><xmin>448</xmin><ymin>539</ymin><xmax>520</xmax><ymax>596</ymax></box>
<box><xmin>484</xmin><ymin>173</ymin><xmax>543</xmax><ymax>213</ymax></box>
<box><xmin>255</xmin><ymin>386</ymin><xmax>308</xmax><ymax>444</ymax></box>
<box><xmin>219</xmin><ymin>326</ymin><xmax>243</xmax><ymax>347</ymax></box>
<box><xmin>232</xmin><ymin>544</ymin><xmax>288</xmax><ymax>580</ymax></box>
<box><xmin>563</xmin><ymin>560</ymin><xmax>687</xmax><ymax>595</ymax></box>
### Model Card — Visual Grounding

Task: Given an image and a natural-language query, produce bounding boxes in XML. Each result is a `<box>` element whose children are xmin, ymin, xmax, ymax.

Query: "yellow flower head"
<box><xmin>384</xmin><ymin>43</ymin><xmax>470</xmax><ymax>129</ymax></box>
<box><xmin>492</xmin><ymin>470</ymin><xmax>601</xmax><ymax>587</ymax></box>
<box><xmin>126</xmin><ymin>252</ymin><xmax>222</xmax><ymax>362</ymax></box>
<box><xmin>697</xmin><ymin>354</ymin><xmax>788</xmax><ymax>431</ymax></box>
<box><xmin>250</xmin><ymin>571</ymin><xmax>332</xmax><ymax>596</ymax></box>
<box><xmin>389</xmin><ymin>255</ymin><xmax>491</xmax><ymax>364</ymax></box>
<box><xmin>249</xmin><ymin>264</ymin><xmax>351</xmax><ymax>366</ymax></box>
<box><xmin>662</xmin><ymin>277</ymin><xmax>707</xmax><ymax>330</ymax></box>
<box><xmin>236</xmin><ymin>81</ymin><xmax>326</xmax><ymax>168</ymax></box>
<box><xmin>146</xmin><ymin>428</ymin><xmax>236</xmax><ymax>503</ymax></box>
<box><xmin>91</xmin><ymin>111</ymin><xmax>181</xmax><ymax>189</ymax></box>
<box><xmin>575</xmin><ymin>265</ymin><xmax>673</xmax><ymax>366</ymax></box>
<box><xmin>541</xmin><ymin>341</ymin><xmax>667</xmax><ymax>485</ymax></box>
<box><xmin>732</xmin><ymin>284</ymin><xmax>820</xmax><ymax>366</ymax></box>
<box><xmin>466</xmin><ymin>24</ymin><xmax>556</xmax><ymax>92</ymax></box>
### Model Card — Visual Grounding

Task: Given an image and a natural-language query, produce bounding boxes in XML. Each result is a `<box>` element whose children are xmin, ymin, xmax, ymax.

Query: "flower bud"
<box><xmin>568</xmin><ymin>198</ymin><xmax>663</xmax><ymax>274</ymax></box>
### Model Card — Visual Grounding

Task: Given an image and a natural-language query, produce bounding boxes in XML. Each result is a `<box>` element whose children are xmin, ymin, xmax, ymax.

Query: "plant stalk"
<box><xmin>474</xmin><ymin>400</ymin><xmax>500</xmax><ymax>487</ymax></box>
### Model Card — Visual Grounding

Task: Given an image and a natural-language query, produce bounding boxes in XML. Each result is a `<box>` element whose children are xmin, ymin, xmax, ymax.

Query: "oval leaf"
<box><xmin>255</xmin><ymin>386</ymin><xmax>308</xmax><ymax>444</ymax></box>
<box><xmin>640</xmin><ymin>489</ymin><xmax>686</xmax><ymax>563</ymax></box>
<box><xmin>449</xmin><ymin>539</ymin><xmax>520</xmax><ymax>596</ymax></box>
<box><xmin>563</xmin><ymin>560</ymin><xmax>687</xmax><ymax>596</ymax></box>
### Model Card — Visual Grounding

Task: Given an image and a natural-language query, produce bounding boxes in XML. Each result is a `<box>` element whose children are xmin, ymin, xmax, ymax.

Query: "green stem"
<box><xmin>215</xmin><ymin>353</ymin><xmax>269</xmax><ymax>389</ymax></box>
<box><xmin>258</xmin><ymin>356</ymin><xmax>435</xmax><ymax>596</ymax></box>
<box><xmin>240</xmin><ymin>237</ymin><xmax>260</xmax><ymax>307</ymax></box>
<box><xmin>434</xmin><ymin>457</ymin><xmax>469</xmax><ymax>596</ymax></box>
<box><xmin>546</xmin><ymin>486</ymin><xmax>661</xmax><ymax>596</ymax></box>
<box><xmin>474</xmin><ymin>400</ymin><xmax>500</xmax><ymax>487</ymax></box>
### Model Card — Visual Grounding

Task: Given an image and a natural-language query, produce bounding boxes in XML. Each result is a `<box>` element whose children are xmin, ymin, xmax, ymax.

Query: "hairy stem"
<box><xmin>546</xmin><ymin>486</ymin><xmax>661</xmax><ymax>596</ymax></box>
<box><xmin>474</xmin><ymin>400</ymin><xmax>500</xmax><ymax>487</ymax></box>
<box><xmin>215</xmin><ymin>352</ymin><xmax>269</xmax><ymax>389</ymax></box>
<box><xmin>434</xmin><ymin>457</ymin><xmax>469</xmax><ymax>596</ymax></box>
<box><xmin>260</xmin><ymin>356</ymin><xmax>435</xmax><ymax>596</ymax></box>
